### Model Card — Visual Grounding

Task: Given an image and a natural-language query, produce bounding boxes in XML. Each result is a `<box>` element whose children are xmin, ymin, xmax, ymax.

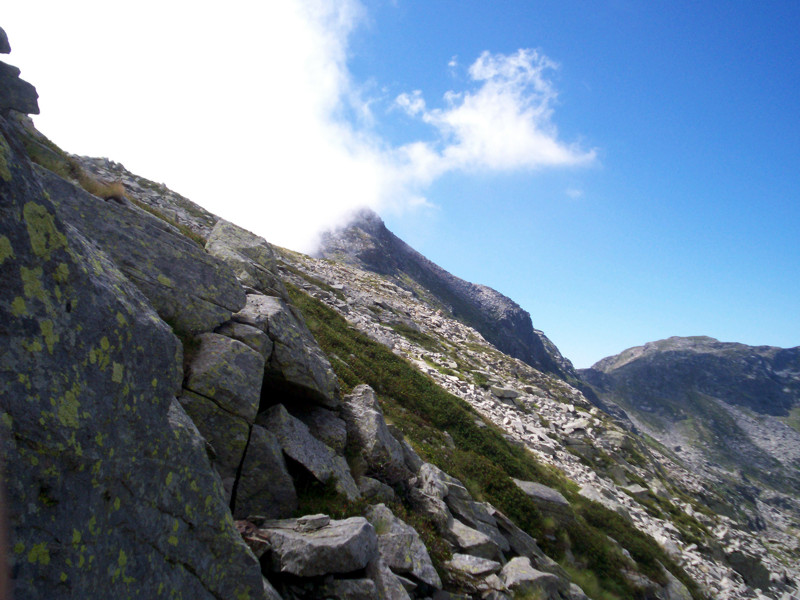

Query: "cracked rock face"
<box><xmin>0</xmin><ymin>115</ymin><xmax>263</xmax><ymax>600</ymax></box>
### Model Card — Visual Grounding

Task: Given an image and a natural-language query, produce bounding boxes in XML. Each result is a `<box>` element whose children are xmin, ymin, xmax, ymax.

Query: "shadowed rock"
<box><xmin>234</xmin><ymin>424</ymin><xmax>297</xmax><ymax>520</ymax></box>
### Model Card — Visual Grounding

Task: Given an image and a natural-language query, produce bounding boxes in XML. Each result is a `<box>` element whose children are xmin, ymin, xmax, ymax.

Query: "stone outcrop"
<box><xmin>0</xmin><ymin>31</ymin><xmax>38</xmax><ymax>115</ymax></box>
<box><xmin>258</xmin><ymin>404</ymin><xmax>359</xmax><ymax>500</ymax></box>
<box><xmin>205</xmin><ymin>219</ymin><xmax>288</xmax><ymax>299</ymax></box>
<box><xmin>0</xmin><ymin>113</ymin><xmax>264</xmax><ymax>599</ymax></box>
<box><xmin>341</xmin><ymin>384</ymin><xmax>411</xmax><ymax>485</ymax></box>
<box><xmin>37</xmin><ymin>167</ymin><xmax>246</xmax><ymax>334</ymax></box>
<box><xmin>365</xmin><ymin>503</ymin><xmax>441</xmax><ymax>588</ymax></box>
<box><xmin>260</xmin><ymin>515</ymin><xmax>377</xmax><ymax>577</ymax></box>
<box><xmin>233</xmin><ymin>294</ymin><xmax>339</xmax><ymax>406</ymax></box>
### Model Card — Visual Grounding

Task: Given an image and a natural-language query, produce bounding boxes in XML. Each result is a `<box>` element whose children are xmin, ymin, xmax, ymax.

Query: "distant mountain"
<box><xmin>316</xmin><ymin>208</ymin><xmax>575</xmax><ymax>379</ymax></box>
<box><xmin>580</xmin><ymin>336</ymin><xmax>800</xmax><ymax>497</ymax></box>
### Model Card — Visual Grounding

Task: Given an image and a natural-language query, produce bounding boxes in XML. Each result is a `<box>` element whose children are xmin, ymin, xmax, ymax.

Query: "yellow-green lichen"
<box><xmin>0</xmin><ymin>236</ymin><xmax>14</xmax><ymax>264</ymax></box>
<box><xmin>23</xmin><ymin>201</ymin><xmax>67</xmax><ymax>261</ymax></box>
<box><xmin>57</xmin><ymin>385</ymin><xmax>80</xmax><ymax>428</ymax></box>
<box><xmin>40</xmin><ymin>319</ymin><xmax>59</xmax><ymax>353</ymax></box>
<box><xmin>72</xmin><ymin>529</ymin><xmax>81</xmax><ymax>545</ymax></box>
<box><xmin>116</xmin><ymin>312</ymin><xmax>127</xmax><ymax>327</ymax></box>
<box><xmin>157</xmin><ymin>273</ymin><xmax>173</xmax><ymax>286</ymax></box>
<box><xmin>0</xmin><ymin>133</ymin><xmax>11</xmax><ymax>182</ymax></box>
<box><xmin>20</xmin><ymin>265</ymin><xmax>46</xmax><ymax>302</ymax></box>
<box><xmin>27</xmin><ymin>542</ymin><xmax>50</xmax><ymax>565</ymax></box>
<box><xmin>112</xmin><ymin>362</ymin><xmax>124</xmax><ymax>383</ymax></box>
<box><xmin>10</xmin><ymin>296</ymin><xmax>26</xmax><ymax>317</ymax></box>
<box><xmin>54</xmin><ymin>262</ymin><xmax>69</xmax><ymax>283</ymax></box>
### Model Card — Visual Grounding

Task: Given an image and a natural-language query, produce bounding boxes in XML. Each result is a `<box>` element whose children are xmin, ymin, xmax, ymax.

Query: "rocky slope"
<box><xmin>580</xmin><ymin>337</ymin><xmax>800</xmax><ymax>562</ymax></box>
<box><xmin>2</xmin><ymin>24</ymin><xmax>799</xmax><ymax>600</ymax></box>
<box><xmin>317</xmin><ymin>209</ymin><xmax>575</xmax><ymax>379</ymax></box>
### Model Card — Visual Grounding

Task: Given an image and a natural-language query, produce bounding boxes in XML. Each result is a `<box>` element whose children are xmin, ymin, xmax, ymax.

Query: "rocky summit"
<box><xmin>1</xmin><ymin>25</ymin><xmax>799</xmax><ymax>600</ymax></box>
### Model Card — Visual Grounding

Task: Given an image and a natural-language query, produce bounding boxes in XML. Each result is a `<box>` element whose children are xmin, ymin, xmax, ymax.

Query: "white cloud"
<box><xmin>566</xmin><ymin>188</ymin><xmax>584</xmax><ymax>199</ymax></box>
<box><xmin>3</xmin><ymin>2</ymin><xmax>594</xmax><ymax>253</ymax></box>
<box><xmin>397</xmin><ymin>49</ymin><xmax>596</xmax><ymax>177</ymax></box>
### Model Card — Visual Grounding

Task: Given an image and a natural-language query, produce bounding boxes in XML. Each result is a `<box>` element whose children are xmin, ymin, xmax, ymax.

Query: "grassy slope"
<box><xmin>287</xmin><ymin>282</ymin><xmax>705</xmax><ymax>600</ymax></box>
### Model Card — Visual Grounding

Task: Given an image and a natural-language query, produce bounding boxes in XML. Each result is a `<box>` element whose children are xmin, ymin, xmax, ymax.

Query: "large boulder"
<box><xmin>37</xmin><ymin>167</ymin><xmax>246</xmax><ymax>334</ymax></box>
<box><xmin>260</xmin><ymin>516</ymin><xmax>378</xmax><ymax>577</ymax></box>
<box><xmin>178</xmin><ymin>390</ymin><xmax>251</xmax><ymax>500</ymax></box>
<box><xmin>500</xmin><ymin>557</ymin><xmax>568</xmax><ymax>599</ymax></box>
<box><xmin>205</xmin><ymin>219</ymin><xmax>288</xmax><ymax>299</ymax></box>
<box><xmin>258</xmin><ymin>404</ymin><xmax>359</xmax><ymax>500</ymax></box>
<box><xmin>341</xmin><ymin>385</ymin><xmax>411</xmax><ymax>485</ymax></box>
<box><xmin>295</xmin><ymin>405</ymin><xmax>348</xmax><ymax>454</ymax></box>
<box><xmin>365</xmin><ymin>504</ymin><xmax>441</xmax><ymax>588</ymax></box>
<box><xmin>0</xmin><ymin>117</ymin><xmax>264</xmax><ymax>598</ymax></box>
<box><xmin>0</xmin><ymin>26</ymin><xmax>11</xmax><ymax>53</ymax></box>
<box><xmin>233</xmin><ymin>294</ymin><xmax>339</xmax><ymax>406</ymax></box>
<box><xmin>233</xmin><ymin>424</ymin><xmax>297</xmax><ymax>520</ymax></box>
<box><xmin>445</xmin><ymin>554</ymin><xmax>502</xmax><ymax>578</ymax></box>
<box><xmin>447</xmin><ymin>519</ymin><xmax>500</xmax><ymax>560</ymax></box>
<box><xmin>513</xmin><ymin>479</ymin><xmax>574</xmax><ymax>524</ymax></box>
<box><xmin>0</xmin><ymin>61</ymin><xmax>39</xmax><ymax>115</ymax></box>
<box><xmin>184</xmin><ymin>332</ymin><xmax>265</xmax><ymax>423</ymax></box>
<box><xmin>215</xmin><ymin>320</ymin><xmax>274</xmax><ymax>359</ymax></box>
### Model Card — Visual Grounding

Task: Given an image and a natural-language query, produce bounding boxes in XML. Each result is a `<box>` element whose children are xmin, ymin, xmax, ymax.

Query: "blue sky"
<box><xmin>4</xmin><ymin>1</ymin><xmax>799</xmax><ymax>367</ymax></box>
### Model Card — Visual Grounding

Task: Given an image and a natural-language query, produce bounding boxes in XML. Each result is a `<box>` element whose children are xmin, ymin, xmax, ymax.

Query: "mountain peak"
<box><xmin>316</xmin><ymin>208</ymin><xmax>575</xmax><ymax>378</ymax></box>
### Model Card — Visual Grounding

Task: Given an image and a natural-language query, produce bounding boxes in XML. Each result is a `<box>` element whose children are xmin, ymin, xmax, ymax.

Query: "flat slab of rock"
<box><xmin>0</xmin><ymin>61</ymin><xmax>39</xmax><ymax>114</ymax></box>
<box><xmin>258</xmin><ymin>404</ymin><xmax>359</xmax><ymax>500</ymax></box>
<box><xmin>215</xmin><ymin>320</ymin><xmax>273</xmax><ymax>359</ymax></box>
<box><xmin>447</xmin><ymin>518</ymin><xmax>499</xmax><ymax>560</ymax></box>
<box><xmin>179</xmin><ymin>390</ymin><xmax>250</xmax><ymax>500</ymax></box>
<box><xmin>39</xmin><ymin>167</ymin><xmax>246</xmax><ymax>334</ymax></box>
<box><xmin>513</xmin><ymin>479</ymin><xmax>573</xmax><ymax>523</ymax></box>
<box><xmin>205</xmin><ymin>218</ymin><xmax>288</xmax><ymax>299</ymax></box>
<box><xmin>295</xmin><ymin>405</ymin><xmax>347</xmax><ymax>453</ymax></box>
<box><xmin>234</xmin><ymin>424</ymin><xmax>297</xmax><ymax>519</ymax></box>
<box><xmin>446</xmin><ymin>553</ymin><xmax>502</xmax><ymax>577</ymax></box>
<box><xmin>342</xmin><ymin>384</ymin><xmax>410</xmax><ymax>484</ymax></box>
<box><xmin>261</xmin><ymin>516</ymin><xmax>378</xmax><ymax>577</ymax></box>
<box><xmin>365</xmin><ymin>503</ymin><xmax>441</xmax><ymax>588</ymax></box>
<box><xmin>234</xmin><ymin>294</ymin><xmax>339</xmax><ymax>406</ymax></box>
<box><xmin>184</xmin><ymin>333</ymin><xmax>265</xmax><ymax>422</ymax></box>
<box><xmin>501</xmin><ymin>557</ymin><xmax>567</xmax><ymax>598</ymax></box>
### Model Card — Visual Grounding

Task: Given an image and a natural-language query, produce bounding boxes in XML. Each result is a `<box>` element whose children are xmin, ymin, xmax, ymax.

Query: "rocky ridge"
<box><xmin>274</xmin><ymin>245</ymin><xmax>800</xmax><ymax>600</ymax></box>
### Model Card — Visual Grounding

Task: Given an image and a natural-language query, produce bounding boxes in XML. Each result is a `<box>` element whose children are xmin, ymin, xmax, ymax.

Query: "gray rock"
<box><xmin>367</xmin><ymin>557</ymin><xmax>414</xmax><ymax>600</ymax></box>
<box><xmin>0</xmin><ymin>119</ymin><xmax>263</xmax><ymax>598</ymax></box>
<box><xmin>365</xmin><ymin>503</ymin><xmax>442</xmax><ymax>588</ymax></box>
<box><xmin>513</xmin><ymin>479</ymin><xmax>573</xmax><ymax>523</ymax></box>
<box><xmin>205</xmin><ymin>219</ymin><xmax>288</xmax><ymax>299</ymax></box>
<box><xmin>0</xmin><ymin>61</ymin><xmax>39</xmax><ymax>114</ymax></box>
<box><xmin>358</xmin><ymin>476</ymin><xmax>397</xmax><ymax>504</ymax></box>
<box><xmin>295</xmin><ymin>405</ymin><xmax>348</xmax><ymax>453</ymax></box>
<box><xmin>342</xmin><ymin>384</ymin><xmax>411</xmax><ymax>485</ymax></box>
<box><xmin>659</xmin><ymin>566</ymin><xmax>693</xmax><ymax>600</ymax></box>
<box><xmin>261</xmin><ymin>516</ymin><xmax>378</xmax><ymax>577</ymax></box>
<box><xmin>408</xmin><ymin>464</ymin><xmax>453</xmax><ymax>530</ymax></box>
<box><xmin>726</xmin><ymin>549</ymin><xmax>771</xmax><ymax>590</ymax></box>
<box><xmin>0</xmin><ymin>27</ymin><xmax>10</xmax><ymax>53</ymax></box>
<box><xmin>234</xmin><ymin>425</ymin><xmax>297</xmax><ymax>520</ymax></box>
<box><xmin>38</xmin><ymin>167</ymin><xmax>246</xmax><ymax>334</ymax></box>
<box><xmin>234</xmin><ymin>294</ymin><xmax>339</xmax><ymax>406</ymax></box>
<box><xmin>490</xmin><ymin>386</ymin><xmax>519</xmax><ymax>399</ymax></box>
<box><xmin>578</xmin><ymin>484</ymin><xmax>630</xmax><ymax>520</ymax></box>
<box><xmin>319</xmin><ymin>578</ymin><xmax>378</xmax><ymax>599</ymax></box>
<box><xmin>445</xmin><ymin>553</ymin><xmax>502</xmax><ymax>577</ymax></box>
<box><xmin>258</xmin><ymin>404</ymin><xmax>359</xmax><ymax>500</ymax></box>
<box><xmin>179</xmin><ymin>390</ymin><xmax>251</xmax><ymax>500</ymax></box>
<box><xmin>401</xmin><ymin>439</ymin><xmax>425</xmax><ymax>473</ymax></box>
<box><xmin>184</xmin><ymin>332</ymin><xmax>265</xmax><ymax>422</ymax></box>
<box><xmin>215</xmin><ymin>320</ymin><xmax>274</xmax><ymax>359</ymax></box>
<box><xmin>488</xmin><ymin>507</ymin><xmax>566</xmax><ymax>578</ymax></box>
<box><xmin>500</xmin><ymin>557</ymin><xmax>567</xmax><ymax>599</ymax></box>
<box><xmin>568</xmin><ymin>582</ymin><xmax>591</xmax><ymax>600</ymax></box>
<box><xmin>447</xmin><ymin>519</ymin><xmax>499</xmax><ymax>560</ymax></box>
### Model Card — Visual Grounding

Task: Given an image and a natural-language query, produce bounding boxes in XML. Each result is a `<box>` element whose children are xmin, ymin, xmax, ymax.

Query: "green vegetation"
<box><xmin>389</xmin><ymin>321</ymin><xmax>441</xmax><ymax>351</ymax></box>
<box><xmin>287</xmin><ymin>283</ymin><xmax>706</xmax><ymax>599</ymax></box>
